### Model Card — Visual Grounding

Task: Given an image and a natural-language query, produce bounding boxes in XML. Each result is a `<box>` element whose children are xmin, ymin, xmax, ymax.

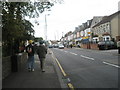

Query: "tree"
<box><xmin>1</xmin><ymin>1</ymin><xmax>54</xmax><ymax>56</ymax></box>
<box><xmin>34</xmin><ymin>37</ymin><xmax>43</xmax><ymax>42</ymax></box>
<box><xmin>2</xmin><ymin>0</ymin><xmax>64</xmax><ymax>56</ymax></box>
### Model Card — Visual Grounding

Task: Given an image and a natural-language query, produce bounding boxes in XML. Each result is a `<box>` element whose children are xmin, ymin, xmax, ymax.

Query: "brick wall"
<box><xmin>2</xmin><ymin>53</ymin><xmax>27</xmax><ymax>79</ymax></box>
<box><xmin>90</xmin><ymin>43</ymin><xmax>99</xmax><ymax>50</ymax></box>
<box><xmin>2</xmin><ymin>56</ymin><xmax>11</xmax><ymax>79</ymax></box>
<box><xmin>81</xmin><ymin>43</ymin><xmax>99</xmax><ymax>50</ymax></box>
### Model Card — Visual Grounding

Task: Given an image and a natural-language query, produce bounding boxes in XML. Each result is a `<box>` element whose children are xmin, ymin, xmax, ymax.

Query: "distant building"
<box><xmin>90</xmin><ymin>16</ymin><xmax>104</xmax><ymax>42</ymax></box>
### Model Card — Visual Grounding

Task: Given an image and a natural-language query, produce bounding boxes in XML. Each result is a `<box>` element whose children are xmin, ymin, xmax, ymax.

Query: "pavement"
<box><xmin>2</xmin><ymin>49</ymin><xmax>68</xmax><ymax>89</ymax></box>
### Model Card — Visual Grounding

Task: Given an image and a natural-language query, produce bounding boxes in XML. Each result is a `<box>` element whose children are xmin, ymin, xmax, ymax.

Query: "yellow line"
<box><xmin>51</xmin><ymin>52</ymin><xmax>67</xmax><ymax>77</ymax></box>
<box><xmin>55</xmin><ymin>58</ymin><xmax>67</xmax><ymax>77</ymax></box>
<box><xmin>68</xmin><ymin>83</ymin><xmax>74</xmax><ymax>90</ymax></box>
<box><xmin>51</xmin><ymin>50</ymin><xmax>74</xmax><ymax>89</ymax></box>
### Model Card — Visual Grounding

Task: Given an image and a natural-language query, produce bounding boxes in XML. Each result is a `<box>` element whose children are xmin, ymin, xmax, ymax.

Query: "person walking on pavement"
<box><xmin>26</xmin><ymin>40</ymin><xmax>35</xmax><ymax>72</ymax></box>
<box><xmin>36</xmin><ymin>41</ymin><xmax>47</xmax><ymax>72</ymax></box>
<box><xmin>117</xmin><ymin>39</ymin><xmax>120</xmax><ymax>54</ymax></box>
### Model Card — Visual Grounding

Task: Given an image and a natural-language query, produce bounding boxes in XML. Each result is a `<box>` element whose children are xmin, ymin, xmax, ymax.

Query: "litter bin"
<box><xmin>11</xmin><ymin>54</ymin><xmax>18</xmax><ymax>72</ymax></box>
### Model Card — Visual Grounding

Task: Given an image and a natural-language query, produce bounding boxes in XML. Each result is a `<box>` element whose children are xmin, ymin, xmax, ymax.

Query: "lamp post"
<box><xmin>45</xmin><ymin>14</ymin><xmax>47</xmax><ymax>41</ymax></box>
<box><xmin>44</xmin><ymin>13</ymin><xmax>50</xmax><ymax>41</ymax></box>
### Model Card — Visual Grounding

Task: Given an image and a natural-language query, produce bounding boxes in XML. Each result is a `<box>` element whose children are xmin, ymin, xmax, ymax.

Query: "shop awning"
<box><xmin>75</xmin><ymin>38</ymin><xmax>82</xmax><ymax>41</ymax></box>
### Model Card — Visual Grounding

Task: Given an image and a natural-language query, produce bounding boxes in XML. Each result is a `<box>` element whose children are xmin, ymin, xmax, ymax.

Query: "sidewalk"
<box><xmin>2</xmin><ymin>49</ymin><xmax>66</xmax><ymax>89</ymax></box>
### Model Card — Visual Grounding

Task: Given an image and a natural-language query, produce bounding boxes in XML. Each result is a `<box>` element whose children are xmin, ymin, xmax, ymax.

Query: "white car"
<box><xmin>58</xmin><ymin>44</ymin><xmax>64</xmax><ymax>49</ymax></box>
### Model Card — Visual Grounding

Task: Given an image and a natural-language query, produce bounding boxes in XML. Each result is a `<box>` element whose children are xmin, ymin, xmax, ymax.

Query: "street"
<box><xmin>51</xmin><ymin>48</ymin><xmax>119</xmax><ymax>88</ymax></box>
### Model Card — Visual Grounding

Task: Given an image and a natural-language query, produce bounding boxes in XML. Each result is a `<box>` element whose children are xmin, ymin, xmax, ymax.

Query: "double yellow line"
<box><xmin>55</xmin><ymin>58</ymin><xmax>67</xmax><ymax>77</ymax></box>
<box><xmin>51</xmin><ymin>50</ymin><xmax>74</xmax><ymax>90</ymax></box>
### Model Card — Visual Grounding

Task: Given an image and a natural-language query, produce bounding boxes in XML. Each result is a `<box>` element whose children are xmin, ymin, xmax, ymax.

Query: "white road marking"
<box><xmin>70</xmin><ymin>52</ymin><xmax>77</xmax><ymax>55</ymax></box>
<box><xmin>64</xmin><ymin>51</ymin><xmax>77</xmax><ymax>55</ymax></box>
<box><xmin>64</xmin><ymin>51</ymin><xmax>68</xmax><ymax>53</ymax></box>
<box><xmin>59</xmin><ymin>49</ymin><xmax>63</xmax><ymax>51</ymax></box>
<box><xmin>81</xmin><ymin>55</ymin><xmax>95</xmax><ymax>61</ymax></box>
<box><xmin>103</xmin><ymin>61</ymin><xmax>120</xmax><ymax>68</ymax></box>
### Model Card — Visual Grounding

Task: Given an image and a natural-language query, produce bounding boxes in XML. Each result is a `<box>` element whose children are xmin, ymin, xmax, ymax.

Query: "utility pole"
<box><xmin>45</xmin><ymin>14</ymin><xmax>47</xmax><ymax>40</ymax></box>
<box><xmin>44</xmin><ymin>11</ymin><xmax>50</xmax><ymax>41</ymax></box>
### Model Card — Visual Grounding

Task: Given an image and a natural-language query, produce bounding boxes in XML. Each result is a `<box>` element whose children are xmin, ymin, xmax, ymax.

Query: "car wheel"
<box><xmin>99</xmin><ymin>47</ymin><xmax>103</xmax><ymax>50</ymax></box>
<box><xmin>104</xmin><ymin>46</ymin><xmax>108</xmax><ymax>50</ymax></box>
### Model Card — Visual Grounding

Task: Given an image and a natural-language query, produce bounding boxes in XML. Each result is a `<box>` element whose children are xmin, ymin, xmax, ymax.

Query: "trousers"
<box><xmin>27</xmin><ymin>56</ymin><xmax>34</xmax><ymax>69</ymax></box>
<box><xmin>38</xmin><ymin>57</ymin><xmax>45</xmax><ymax>70</ymax></box>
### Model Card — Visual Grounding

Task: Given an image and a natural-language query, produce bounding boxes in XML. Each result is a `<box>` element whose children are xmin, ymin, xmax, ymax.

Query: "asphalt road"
<box><xmin>51</xmin><ymin>48</ymin><xmax>119</xmax><ymax>88</ymax></box>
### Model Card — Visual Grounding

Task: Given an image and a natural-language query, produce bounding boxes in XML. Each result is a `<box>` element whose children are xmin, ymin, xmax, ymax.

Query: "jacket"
<box><xmin>26</xmin><ymin>44</ymin><xmax>35</xmax><ymax>56</ymax></box>
<box><xmin>37</xmin><ymin>45</ymin><xmax>47</xmax><ymax>58</ymax></box>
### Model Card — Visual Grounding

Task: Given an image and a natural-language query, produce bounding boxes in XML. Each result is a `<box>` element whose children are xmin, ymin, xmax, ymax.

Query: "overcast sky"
<box><xmin>29</xmin><ymin>0</ymin><xmax>120</xmax><ymax>40</ymax></box>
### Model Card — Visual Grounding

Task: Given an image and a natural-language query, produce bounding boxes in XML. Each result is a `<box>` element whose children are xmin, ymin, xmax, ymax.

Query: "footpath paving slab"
<box><xmin>2</xmin><ymin>52</ymin><xmax>62</xmax><ymax>89</ymax></box>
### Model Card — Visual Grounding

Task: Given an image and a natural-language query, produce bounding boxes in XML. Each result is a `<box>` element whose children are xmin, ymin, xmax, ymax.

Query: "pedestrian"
<box><xmin>117</xmin><ymin>39</ymin><xmax>120</xmax><ymax>54</ymax></box>
<box><xmin>70</xmin><ymin>44</ymin><xmax>72</xmax><ymax>48</ymax></box>
<box><xmin>19</xmin><ymin>42</ymin><xmax>25</xmax><ymax>53</ymax></box>
<box><xmin>36</xmin><ymin>41</ymin><xmax>47</xmax><ymax>72</ymax></box>
<box><xmin>26</xmin><ymin>40</ymin><xmax>35</xmax><ymax>72</ymax></box>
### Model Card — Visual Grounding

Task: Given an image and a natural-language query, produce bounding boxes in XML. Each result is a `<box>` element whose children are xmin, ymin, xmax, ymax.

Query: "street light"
<box><xmin>44</xmin><ymin>13</ymin><xmax>50</xmax><ymax>41</ymax></box>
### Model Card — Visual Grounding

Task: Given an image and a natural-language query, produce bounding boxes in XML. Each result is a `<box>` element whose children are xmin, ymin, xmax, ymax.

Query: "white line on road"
<box><xmin>103</xmin><ymin>61</ymin><xmax>120</xmax><ymax>68</ymax></box>
<box><xmin>59</xmin><ymin>49</ymin><xmax>63</xmax><ymax>51</ymax></box>
<box><xmin>69</xmin><ymin>52</ymin><xmax>77</xmax><ymax>55</ymax></box>
<box><xmin>80</xmin><ymin>55</ymin><xmax>95</xmax><ymax>61</ymax></box>
<box><xmin>64</xmin><ymin>51</ymin><xmax>68</xmax><ymax>53</ymax></box>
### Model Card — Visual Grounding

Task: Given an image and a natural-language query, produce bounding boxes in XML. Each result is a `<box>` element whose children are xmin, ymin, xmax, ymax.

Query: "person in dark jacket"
<box><xmin>26</xmin><ymin>40</ymin><xmax>35</xmax><ymax>72</ymax></box>
<box><xmin>37</xmin><ymin>41</ymin><xmax>47</xmax><ymax>72</ymax></box>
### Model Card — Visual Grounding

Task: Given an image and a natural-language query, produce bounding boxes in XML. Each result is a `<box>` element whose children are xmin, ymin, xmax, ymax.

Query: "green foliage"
<box><xmin>34</xmin><ymin>37</ymin><xmax>43</xmax><ymax>42</ymax></box>
<box><xmin>2</xmin><ymin>1</ymin><xmax>54</xmax><ymax>56</ymax></box>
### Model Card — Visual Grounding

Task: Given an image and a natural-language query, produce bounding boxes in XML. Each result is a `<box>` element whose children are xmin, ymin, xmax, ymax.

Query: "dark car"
<box><xmin>53</xmin><ymin>44</ymin><xmax>59</xmax><ymax>48</ymax></box>
<box><xmin>48</xmin><ymin>45</ymin><xmax>53</xmax><ymax>48</ymax></box>
<box><xmin>98</xmin><ymin>41</ymin><xmax>115</xmax><ymax>50</ymax></box>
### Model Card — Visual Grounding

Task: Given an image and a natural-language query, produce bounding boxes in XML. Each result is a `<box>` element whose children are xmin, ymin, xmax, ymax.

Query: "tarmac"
<box><xmin>75</xmin><ymin>48</ymin><xmax>119</xmax><ymax>65</ymax></box>
<box><xmin>2</xmin><ymin>49</ymin><xmax>68</xmax><ymax>89</ymax></box>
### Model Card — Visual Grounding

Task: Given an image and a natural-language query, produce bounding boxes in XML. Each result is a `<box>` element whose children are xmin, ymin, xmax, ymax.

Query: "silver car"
<box><xmin>58</xmin><ymin>44</ymin><xmax>64</xmax><ymax>49</ymax></box>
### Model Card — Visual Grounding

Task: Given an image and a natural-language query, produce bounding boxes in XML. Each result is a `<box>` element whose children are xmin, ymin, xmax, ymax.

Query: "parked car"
<box><xmin>58</xmin><ymin>44</ymin><xmax>64</xmax><ymax>49</ymax></box>
<box><xmin>98</xmin><ymin>41</ymin><xmax>115</xmax><ymax>50</ymax></box>
<box><xmin>48</xmin><ymin>45</ymin><xmax>53</xmax><ymax>48</ymax></box>
<box><xmin>53</xmin><ymin>44</ymin><xmax>59</xmax><ymax>48</ymax></box>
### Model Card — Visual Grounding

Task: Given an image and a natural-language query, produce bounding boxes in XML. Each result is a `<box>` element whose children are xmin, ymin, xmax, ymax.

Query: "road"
<box><xmin>51</xmin><ymin>48</ymin><xmax>119</xmax><ymax>88</ymax></box>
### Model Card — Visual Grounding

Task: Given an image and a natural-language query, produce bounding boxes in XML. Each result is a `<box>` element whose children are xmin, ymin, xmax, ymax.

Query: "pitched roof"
<box><xmin>92</xmin><ymin>11</ymin><xmax>120</xmax><ymax>28</ymax></box>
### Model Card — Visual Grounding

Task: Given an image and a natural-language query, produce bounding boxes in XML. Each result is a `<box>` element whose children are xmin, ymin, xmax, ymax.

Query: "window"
<box><xmin>106</xmin><ymin>37</ymin><xmax>109</xmax><ymax>41</ymax></box>
<box><xmin>103</xmin><ymin>28</ymin><xmax>105</xmax><ymax>33</ymax></box>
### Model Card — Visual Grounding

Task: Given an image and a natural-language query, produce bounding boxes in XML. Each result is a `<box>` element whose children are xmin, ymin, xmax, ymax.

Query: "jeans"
<box><xmin>27</xmin><ymin>56</ymin><xmax>34</xmax><ymax>69</ymax></box>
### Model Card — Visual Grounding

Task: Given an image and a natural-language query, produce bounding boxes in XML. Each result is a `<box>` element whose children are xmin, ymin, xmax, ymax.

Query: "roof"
<box><xmin>92</xmin><ymin>11</ymin><xmax>120</xmax><ymax>28</ymax></box>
